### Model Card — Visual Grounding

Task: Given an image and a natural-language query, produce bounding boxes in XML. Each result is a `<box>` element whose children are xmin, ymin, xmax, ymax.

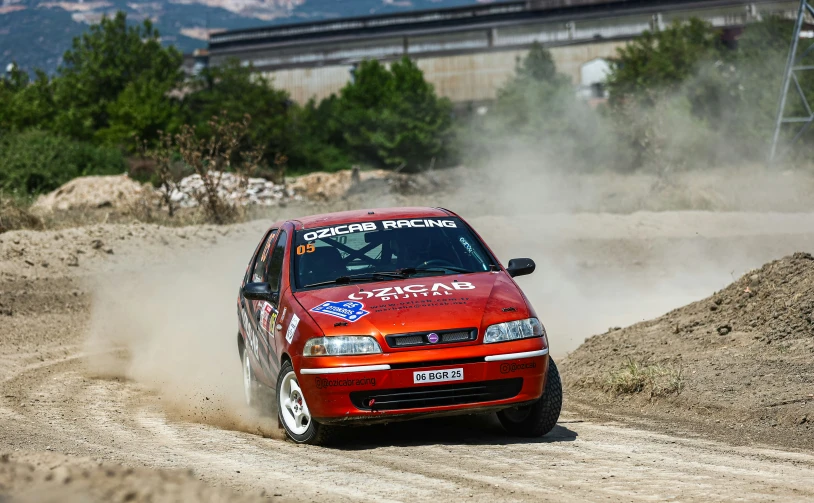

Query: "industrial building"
<box><xmin>196</xmin><ymin>0</ymin><xmax>799</xmax><ymax>104</ymax></box>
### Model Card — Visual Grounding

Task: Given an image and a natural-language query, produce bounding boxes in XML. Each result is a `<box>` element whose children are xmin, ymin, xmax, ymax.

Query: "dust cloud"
<box><xmin>83</xmin><ymin>231</ymin><xmax>282</xmax><ymax>438</ymax></box>
<box><xmin>82</xmin><ymin>151</ymin><xmax>814</xmax><ymax>430</ymax></box>
<box><xmin>434</xmin><ymin>148</ymin><xmax>814</xmax><ymax>356</ymax></box>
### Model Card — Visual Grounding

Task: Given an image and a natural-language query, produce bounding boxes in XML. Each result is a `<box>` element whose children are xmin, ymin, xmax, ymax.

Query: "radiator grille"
<box><xmin>350</xmin><ymin>378</ymin><xmax>523</xmax><ymax>411</ymax></box>
<box><xmin>385</xmin><ymin>328</ymin><xmax>477</xmax><ymax>348</ymax></box>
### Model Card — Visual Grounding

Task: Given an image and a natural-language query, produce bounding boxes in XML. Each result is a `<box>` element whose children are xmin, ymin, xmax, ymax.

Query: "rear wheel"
<box><xmin>240</xmin><ymin>343</ymin><xmax>273</xmax><ymax>415</ymax></box>
<box><xmin>241</xmin><ymin>345</ymin><xmax>261</xmax><ymax>409</ymax></box>
<box><xmin>498</xmin><ymin>357</ymin><xmax>562</xmax><ymax>437</ymax></box>
<box><xmin>276</xmin><ymin>361</ymin><xmax>334</xmax><ymax>445</ymax></box>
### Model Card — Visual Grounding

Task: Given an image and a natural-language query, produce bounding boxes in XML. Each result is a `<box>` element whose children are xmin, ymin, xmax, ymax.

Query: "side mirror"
<box><xmin>243</xmin><ymin>282</ymin><xmax>279</xmax><ymax>303</ymax></box>
<box><xmin>506</xmin><ymin>258</ymin><xmax>535</xmax><ymax>278</ymax></box>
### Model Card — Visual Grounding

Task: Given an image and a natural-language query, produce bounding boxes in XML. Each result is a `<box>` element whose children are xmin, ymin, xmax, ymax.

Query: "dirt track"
<box><xmin>2</xmin><ymin>211</ymin><xmax>814</xmax><ymax>501</ymax></box>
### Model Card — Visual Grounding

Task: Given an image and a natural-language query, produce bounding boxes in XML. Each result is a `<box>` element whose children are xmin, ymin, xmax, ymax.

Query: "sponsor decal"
<box><xmin>301</xmin><ymin>219</ymin><xmax>457</xmax><ymax>242</ymax></box>
<box><xmin>260</xmin><ymin>302</ymin><xmax>274</xmax><ymax>331</ymax></box>
<box><xmin>315</xmin><ymin>376</ymin><xmax>376</xmax><ymax>389</ymax></box>
<box><xmin>381</xmin><ymin>219</ymin><xmax>456</xmax><ymax>230</ymax></box>
<box><xmin>303</xmin><ymin>222</ymin><xmax>376</xmax><ymax>241</ymax></box>
<box><xmin>311</xmin><ymin>301</ymin><xmax>370</xmax><ymax>322</ymax></box>
<box><xmin>427</xmin><ymin>333</ymin><xmax>439</xmax><ymax>344</ymax></box>
<box><xmin>499</xmin><ymin>361</ymin><xmax>537</xmax><ymax>374</ymax></box>
<box><xmin>458</xmin><ymin>236</ymin><xmax>475</xmax><ymax>255</ymax></box>
<box><xmin>348</xmin><ymin>282</ymin><xmax>475</xmax><ymax>301</ymax></box>
<box><xmin>285</xmin><ymin>314</ymin><xmax>300</xmax><ymax>344</ymax></box>
<box><xmin>279</xmin><ymin>307</ymin><xmax>287</xmax><ymax>329</ymax></box>
<box><xmin>241</xmin><ymin>308</ymin><xmax>259</xmax><ymax>359</ymax></box>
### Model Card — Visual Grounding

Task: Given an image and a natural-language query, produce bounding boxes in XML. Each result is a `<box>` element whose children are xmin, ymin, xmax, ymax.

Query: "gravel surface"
<box><xmin>1</xmin><ymin>211</ymin><xmax>814</xmax><ymax>502</ymax></box>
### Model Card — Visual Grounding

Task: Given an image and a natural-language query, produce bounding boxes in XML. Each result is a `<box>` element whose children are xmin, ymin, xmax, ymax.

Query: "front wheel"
<box><xmin>497</xmin><ymin>357</ymin><xmax>562</xmax><ymax>437</ymax></box>
<box><xmin>276</xmin><ymin>361</ymin><xmax>334</xmax><ymax>445</ymax></box>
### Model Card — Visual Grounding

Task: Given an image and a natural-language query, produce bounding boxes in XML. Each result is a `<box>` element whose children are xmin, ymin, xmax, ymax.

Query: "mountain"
<box><xmin>0</xmin><ymin>0</ymin><xmax>489</xmax><ymax>74</ymax></box>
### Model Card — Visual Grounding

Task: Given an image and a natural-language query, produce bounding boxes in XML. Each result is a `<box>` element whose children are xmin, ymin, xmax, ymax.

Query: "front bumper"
<box><xmin>295</xmin><ymin>339</ymin><xmax>549</xmax><ymax>423</ymax></box>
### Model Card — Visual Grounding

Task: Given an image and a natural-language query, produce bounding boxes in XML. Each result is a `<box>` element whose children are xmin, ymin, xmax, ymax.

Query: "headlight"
<box><xmin>303</xmin><ymin>336</ymin><xmax>383</xmax><ymax>356</ymax></box>
<box><xmin>484</xmin><ymin>318</ymin><xmax>545</xmax><ymax>344</ymax></box>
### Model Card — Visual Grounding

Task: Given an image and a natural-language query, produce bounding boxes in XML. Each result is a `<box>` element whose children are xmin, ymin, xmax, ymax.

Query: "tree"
<box><xmin>95</xmin><ymin>74</ymin><xmax>182</xmax><ymax>148</ymax></box>
<box><xmin>606</xmin><ymin>16</ymin><xmax>810</xmax><ymax>161</ymax></box>
<box><xmin>463</xmin><ymin>43</ymin><xmax>610</xmax><ymax>171</ymax></box>
<box><xmin>52</xmin><ymin>12</ymin><xmax>183</xmax><ymax>142</ymax></box>
<box><xmin>286</xmin><ymin>96</ymin><xmax>352</xmax><ymax>174</ymax></box>
<box><xmin>182</xmin><ymin>60</ymin><xmax>292</xmax><ymax>167</ymax></box>
<box><xmin>606</xmin><ymin>18</ymin><xmax>724</xmax><ymax>107</ymax></box>
<box><xmin>0</xmin><ymin>130</ymin><xmax>125</xmax><ymax>195</ymax></box>
<box><xmin>0</xmin><ymin>68</ymin><xmax>57</xmax><ymax>133</ymax></box>
<box><xmin>335</xmin><ymin>57</ymin><xmax>453</xmax><ymax>171</ymax></box>
<box><xmin>492</xmin><ymin>42</ymin><xmax>574</xmax><ymax>130</ymax></box>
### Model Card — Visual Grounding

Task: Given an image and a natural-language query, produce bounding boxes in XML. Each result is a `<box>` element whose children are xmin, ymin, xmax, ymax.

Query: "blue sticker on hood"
<box><xmin>310</xmin><ymin>301</ymin><xmax>370</xmax><ymax>322</ymax></box>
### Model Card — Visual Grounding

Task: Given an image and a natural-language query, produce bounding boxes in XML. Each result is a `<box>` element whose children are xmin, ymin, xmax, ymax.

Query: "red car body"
<box><xmin>237</xmin><ymin>207</ymin><xmax>550</xmax><ymax>427</ymax></box>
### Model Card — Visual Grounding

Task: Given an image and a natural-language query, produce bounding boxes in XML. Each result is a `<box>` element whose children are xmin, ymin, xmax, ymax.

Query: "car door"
<box><xmin>241</xmin><ymin>228</ymin><xmax>278</xmax><ymax>379</ymax></box>
<box><xmin>260</xmin><ymin>228</ymin><xmax>290</xmax><ymax>382</ymax></box>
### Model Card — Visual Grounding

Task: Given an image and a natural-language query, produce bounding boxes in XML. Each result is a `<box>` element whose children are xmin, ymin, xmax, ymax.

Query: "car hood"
<box><xmin>293</xmin><ymin>272</ymin><xmax>531</xmax><ymax>338</ymax></box>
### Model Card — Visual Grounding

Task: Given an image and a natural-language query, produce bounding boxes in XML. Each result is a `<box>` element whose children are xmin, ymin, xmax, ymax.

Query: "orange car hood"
<box><xmin>293</xmin><ymin>272</ymin><xmax>530</xmax><ymax>337</ymax></box>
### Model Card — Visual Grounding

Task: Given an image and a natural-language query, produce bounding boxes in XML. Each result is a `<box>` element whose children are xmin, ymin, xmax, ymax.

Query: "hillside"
<box><xmin>562</xmin><ymin>252</ymin><xmax>814</xmax><ymax>451</ymax></box>
<box><xmin>0</xmin><ymin>0</ymin><xmax>484</xmax><ymax>73</ymax></box>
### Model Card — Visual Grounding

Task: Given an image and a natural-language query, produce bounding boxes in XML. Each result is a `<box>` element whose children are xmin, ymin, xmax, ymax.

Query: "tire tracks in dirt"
<box><xmin>3</xmin><ymin>213</ymin><xmax>814</xmax><ymax>501</ymax></box>
<box><xmin>3</xmin><ymin>350</ymin><xmax>814</xmax><ymax>502</ymax></box>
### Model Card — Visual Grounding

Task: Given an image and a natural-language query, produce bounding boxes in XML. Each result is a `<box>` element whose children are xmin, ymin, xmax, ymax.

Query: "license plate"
<box><xmin>413</xmin><ymin>368</ymin><xmax>464</xmax><ymax>384</ymax></box>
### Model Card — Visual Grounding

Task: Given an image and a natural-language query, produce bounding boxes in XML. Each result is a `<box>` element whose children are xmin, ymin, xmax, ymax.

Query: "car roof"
<box><xmin>287</xmin><ymin>207</ymin><xmax>456</xmax><ymax>230</ymax></box>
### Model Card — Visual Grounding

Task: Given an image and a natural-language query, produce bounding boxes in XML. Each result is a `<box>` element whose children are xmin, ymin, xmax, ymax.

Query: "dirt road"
<box><xmin>2</xmin><ymin>211</ymin><xmax>814</xmax><ymax>502</ymax></box>
<box><xmin>6</xmin><ymin>354</ymin><xmax>814</xmax><ymax>503</ymax></box>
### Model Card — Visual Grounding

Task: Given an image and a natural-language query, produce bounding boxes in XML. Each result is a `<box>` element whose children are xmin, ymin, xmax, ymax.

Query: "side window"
<box><xmin>267</xmin><ymin>230</ymin><xmax>288</xmax><ymax>293</ymax></box>
<box><xmin>252</xmin><ymin>229</ymin><xmax>278</xmax><ymax>283</ymax></box>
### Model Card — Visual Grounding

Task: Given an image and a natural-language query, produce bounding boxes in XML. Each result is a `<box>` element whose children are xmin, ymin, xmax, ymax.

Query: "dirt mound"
<box><xmin>562</xmin><ymin>253</ymin><xmax>814</xmax><ymax>450</ymax></box>
<box><xmin>672</xmin><ymin>252</ymin><xmax>814</xmax><ymax>344</ymax></box>
<box><xmin>0</xmin><ymin>452</ymin><xmax>266</xmax><ymax>502</ymax></box>
<box><xmin>31</xmin><ymin>175</ymin><xmax>149</xmax><ymax>213</ymax></box>
<box><xmin>287</xmin><ymin>169</ymin><xmax>390</xmax><ymax>200</ymax></box>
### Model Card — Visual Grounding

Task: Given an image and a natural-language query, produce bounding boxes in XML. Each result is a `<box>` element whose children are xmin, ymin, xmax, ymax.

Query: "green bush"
<box><xmin>0</xmin><ymin>130</ymin><xmax>125</xmax><ymax>195</ymax></box>
<box><xmin>335</xmin><ymin>57</ymin><xmax>453</xmax><ymax>172</ymax></box>
<box><xmin>458</xmin><ymin>43</ymin><xmax>612</xmax><ymax>172</ymax></box>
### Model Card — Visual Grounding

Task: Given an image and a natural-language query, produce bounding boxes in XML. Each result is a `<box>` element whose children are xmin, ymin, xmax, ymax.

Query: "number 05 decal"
<box><xmin>296</xmin><ymin>244</ymin><xmax>316</xmax><ymax>255</ymax></box>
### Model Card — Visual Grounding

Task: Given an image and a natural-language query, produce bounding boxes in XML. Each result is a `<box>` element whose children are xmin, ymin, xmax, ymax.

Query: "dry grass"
<box><xmin>0</xmin><ymin>195</ymin><xmax>42</xmax><ymax>233</ymax></box>
<box><xmin>605</xmin><ymin>359</ymin><xmax>684</xmax><ymax>399</ymax></box>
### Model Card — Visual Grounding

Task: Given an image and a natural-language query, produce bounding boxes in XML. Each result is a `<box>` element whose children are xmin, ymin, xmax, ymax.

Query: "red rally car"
<box><xmin>237</xmin><ymin>207</ymin><xmax>561</xmax><ymax>444</ymax></box>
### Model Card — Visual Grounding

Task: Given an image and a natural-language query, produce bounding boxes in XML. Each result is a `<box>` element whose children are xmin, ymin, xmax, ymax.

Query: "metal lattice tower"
<box><xmin>769</xmin><ymin>0</ymin><xmax>814</xmax><ymax>162</ymax></box>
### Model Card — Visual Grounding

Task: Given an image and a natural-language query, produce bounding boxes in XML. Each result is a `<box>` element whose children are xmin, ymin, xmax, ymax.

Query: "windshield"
<box><xmin>293</xmin><ymin>217</ymin><xmax>495</xmax><ymax>289</ymax></box>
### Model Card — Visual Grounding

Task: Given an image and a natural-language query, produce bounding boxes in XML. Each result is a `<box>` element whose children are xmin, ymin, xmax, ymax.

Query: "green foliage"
<box><xmin>0</xmin><ymin>130</ymin><xmax>125</xmax><ymax>195</ymax></box>
<box><xmin>0</xmin><ymin>68</ymin><xmax>57</xmax><ymax>133</ymax></box>
<box><xmin>96</xmin><ymin>74</ymin><xmax>183</xmax><ymax>149</ymax></box>
<box><xmin>460</xmin><ymin>43</ymin><xmax>611</xmax><ymax>171</ymax></box>
<box><xmin>335</xmin><ymin>57</ymin><xmax>453</xmax><ymax>171</ymax></box>
<box><xmin>724</xmin><ymin>16</ymin><xmax>805</xmax><ymax>155</ymax></box>
<box><xmin>183</xmin><ymin>60</ymin><xmax>292</xmax><ymax>164</ymax></box>
<box><xmin>287</xmin><ymin>97</ymin><xmax>352</xmax><ymax>174</ymax></box>
<box><xmin>53</xmin><ymin>12</ymin><xmax>183</xmax><ymax>142</ymax></box>
<box><xmin>6</xmin><ymin>8</ymin><xmax>808</xmax><ymax>201</ymax></box>
<box><xmin>607</xmin><ymin>18</ymin><xmax>724</xmax><ymax>105</ymax></box>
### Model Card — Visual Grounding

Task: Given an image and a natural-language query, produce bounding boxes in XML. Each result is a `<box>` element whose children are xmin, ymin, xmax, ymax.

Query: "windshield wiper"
<box><xmin>300</xmin><ymin>271</ymin><xmax>406</xmax><ymax>289</ymax></box>
<box><xmin>398</xmin><ymin>266</ymin><xmax>473</xmax><ymax>276</ymax></box>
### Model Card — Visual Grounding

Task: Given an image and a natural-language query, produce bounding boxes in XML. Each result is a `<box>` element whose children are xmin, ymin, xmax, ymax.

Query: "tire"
<box><xmin>240</xmin><ymin>342</ymin><xmax>274</xmax><ymax>415</ymax></box>
<box><xmin>497</xmin><ymin>357</ymin><xmax>562</xmax><ymax>437</ymax></box>
<box><xmin>276</xmin><ymin>361</ymin><xmax>334</xmax><ymax>445</ymax></box>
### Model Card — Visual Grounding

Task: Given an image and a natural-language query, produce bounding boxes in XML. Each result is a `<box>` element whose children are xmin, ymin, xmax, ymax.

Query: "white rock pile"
<box><xmin>170</xmin><ymin>172</ymin><xmax>301</xmax><ymax>208</ymax></box>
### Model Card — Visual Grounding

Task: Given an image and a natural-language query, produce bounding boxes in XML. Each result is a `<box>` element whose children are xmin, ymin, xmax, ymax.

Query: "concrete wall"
<box><xmin>259</xmin><ymin>40</ymin><xmax>624</xmax><ymax>103</ymax></box>
<box><xmin>260</xmin><ymin>66</ymin><xmax>353</xmax><ymax>104</ymax></box>
<box><xmin>215</xmin><ymin>1</ymin><xmax>798</xmax><ymax>104</ymax></box>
